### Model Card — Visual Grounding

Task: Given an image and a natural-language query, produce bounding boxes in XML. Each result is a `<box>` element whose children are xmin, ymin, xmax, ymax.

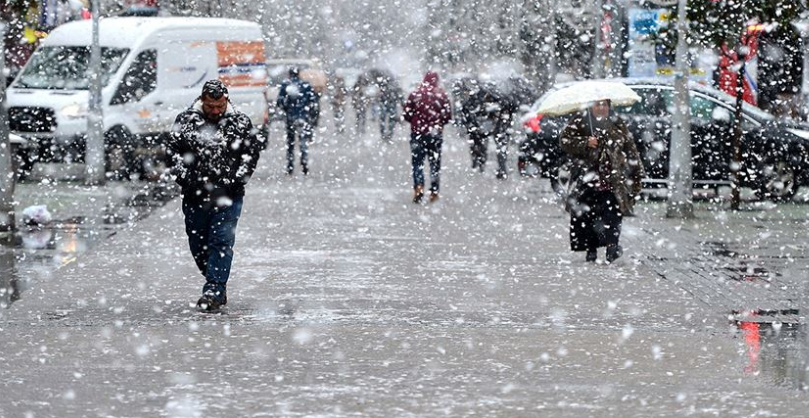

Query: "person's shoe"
<box><xmin>496</xmin><ymin>171</ymin><xmax>507</xmax><ymax>180</ymax></box>
<box><xmin>302</xmin><ymin>164</ymin><xmax>309</xmax><ymax>176</ymax></box>
<box><xmin>586</xmin><ymin>249</ymin><xmax>597</xmax><ymax>262</ymax></box>
<box><xmin>606</xmin><ymin>245</ymin><xmax>623</xmax><ymax>264</ymax></box>
<box><xmin>197</xmin><ymin>283</ymin><xmax>227</xmax><ymax>312</ymax></box>
<box><xmin>286</xmin><ymin>166</ymin><xmax>294</xmax><ymax>176</ymax></box>
<box><xmin>429</xmin><ymin>192</ymin><xmax>439</xmax><ymax>203</ymax></box>
<box><xmin>413</xmin><ymin>186</ymin><xmax>424</xmax><ymax>204</ymax></box>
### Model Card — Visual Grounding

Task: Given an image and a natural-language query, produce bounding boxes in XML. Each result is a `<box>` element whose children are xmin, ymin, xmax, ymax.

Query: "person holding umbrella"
<box><xmin>559</xmin><ymin>98</ymin><xmax>644</xmax><ymax>263</ymax></box>
<box><xmin>539</xmin><ymin>81</ymin><xmax>645</xmax><ymax>263</ymax></box>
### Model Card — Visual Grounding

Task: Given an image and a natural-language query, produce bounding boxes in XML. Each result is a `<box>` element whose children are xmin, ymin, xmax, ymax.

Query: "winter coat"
<box><xmin>460</xmin><ymin>85</ymin><xmax>505</xmax><ymax>137</ymax></box>
<box><xmin>276</xmin><ymin>75</ymin><xmax>318</xmax><ymax>124</ymax></box>
<box><xmin>560</xmin><ymin>112</ymin><xmax>645</xmax><ymax>216</ymax></box>
<box><xmin>403</xmin><ymin>71</ymin><xmax>452</xmax><ymax>135</ymax></box>
<box><xmin>167</xmin><ymin>100</ymin><xmax>263</xmax><ymax>202</ymax></box>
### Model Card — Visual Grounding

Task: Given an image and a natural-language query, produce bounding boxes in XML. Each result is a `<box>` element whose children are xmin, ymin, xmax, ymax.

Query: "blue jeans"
<box><xmin>410</xmin><ymin>133</ymin><xmax>443</xmax><ymax>193</ymax></box>
<box><xmin>182</xmin><ymin>196</ymin><xmax>243</xmax><ymax>286</ymax></box>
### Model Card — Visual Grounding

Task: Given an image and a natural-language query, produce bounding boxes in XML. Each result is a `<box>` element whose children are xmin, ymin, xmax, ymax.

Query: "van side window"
<box><xmin>111</xmin><ymin>49</ymin><xmax>157</xmax><ymax>105</ymax></box>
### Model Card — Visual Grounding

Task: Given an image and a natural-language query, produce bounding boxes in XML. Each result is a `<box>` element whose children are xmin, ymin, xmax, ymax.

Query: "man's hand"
<box><xmin>588</xmin><ymin>136</ymin><xmax>598</xmax><ymax>149</ymax></box>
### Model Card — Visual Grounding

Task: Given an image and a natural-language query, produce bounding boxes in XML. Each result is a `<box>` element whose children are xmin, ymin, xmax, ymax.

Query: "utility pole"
<box><xmin>730</xmin><ymin>46</ymin><xmax>748</xmax><ymax>211</ymax></box>
<box><xmin>666</xmin><ymin>0</ymin><xmax>693</xmax><ymax>218</ymax></box>
<box><xmin>591</xmin><ymin>0</ymin><xmax>605</xmax><ymax>78</ymax></box>
<box><xmin>0</xmin><ymin>22</ymin><xmax>15</xmax><ymax>233</ymax></box>
<box><xmin>85</xmin><ymin>0</ymin><xmax>105</xmax><ymax>185</ymax></box>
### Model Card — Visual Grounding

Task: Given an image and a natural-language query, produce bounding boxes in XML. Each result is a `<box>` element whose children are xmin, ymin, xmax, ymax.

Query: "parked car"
<box><xmin>7</xmin><ymin>17</ymin><xmax>268</xmax><ymax>178</ymax></box>
<box><xmin>518</xmin><ymin>78</ymin><xmax>809</xmax><ymax>201</ymax></box>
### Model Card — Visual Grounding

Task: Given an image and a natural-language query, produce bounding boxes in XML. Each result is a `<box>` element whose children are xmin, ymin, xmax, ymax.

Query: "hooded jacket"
<box><xmin>167</xmin><ymin>100</ymin><xmax>263</xmax><ymax>202</ymax></box>
<box><xmin>403</xmin><ymin>72</ymin><xmax>452</xmax><ymax>135</ymax></box>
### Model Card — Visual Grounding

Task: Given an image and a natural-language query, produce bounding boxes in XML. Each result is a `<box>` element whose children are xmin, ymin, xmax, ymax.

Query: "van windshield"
<box><xmin>15</xmin><ymin>46</ymin><xmax>129</xmax><ymax>90</ymax></box>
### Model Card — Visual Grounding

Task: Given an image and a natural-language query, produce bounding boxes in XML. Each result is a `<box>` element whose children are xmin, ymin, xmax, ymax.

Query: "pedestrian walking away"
<box><xmin>329</xmin><ymin>75</ymin><xmax>348</xmax><ymax>134</ymax></box>
<box><xmin>277</xmin><ymin>68</ymin><xmax>318</xmax><ymax>176</ymax></box>
<box><xmin>166</xmin><ymin>80</ymin><xmax>263</xmax><ymax>311</ymax></box>
<box><xmin>377</xmin><ymin>75</ymin><xmax>403</xmax><ymax>142</ymax></box>
<box><xmin>559</xmin><ymin>100</ymin><xmax>644</xmax><ymax>264</ymax></box>
<box><xmin>459</xmin><ymin>80</ymin><xmax>509</xmax><ymax>177</ymax></box>
<box><xmin>403</xmin><ymin>71</ymin><xmax>452</xmax><ymax>203</ymax></box>
<box><xmin>353</xmin><ymin>73</ymin><xmax>370</xmax><ymax>135</ymax></box>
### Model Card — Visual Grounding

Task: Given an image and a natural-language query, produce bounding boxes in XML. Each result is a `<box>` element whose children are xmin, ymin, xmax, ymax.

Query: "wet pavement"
<box><xmin>0</xmin><ymin>179</ymin><xmax>177</xmax><ymax>308</ymax></box>
<box><xmin>1</xmin><ymin>125</ymin><xmax>809</xmax><ymax>417</ymax></box>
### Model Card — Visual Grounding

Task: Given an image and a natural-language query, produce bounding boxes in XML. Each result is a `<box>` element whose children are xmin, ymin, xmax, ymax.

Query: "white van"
<box><xmin>7</xmin><ymin>17</ymin><xmax>268</xmax><ymax>174</ymax></box>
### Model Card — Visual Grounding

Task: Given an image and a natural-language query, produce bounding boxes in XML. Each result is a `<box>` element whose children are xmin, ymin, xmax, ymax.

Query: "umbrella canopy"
<box><xmin>536</xmin><ymin>80</ymin><xmax>641</xmax><ymax>116</ymax></box>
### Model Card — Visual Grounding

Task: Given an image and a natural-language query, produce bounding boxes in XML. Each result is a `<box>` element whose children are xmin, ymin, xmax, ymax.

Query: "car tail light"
<box><xmin>524</xmin><ymin>114</ymin><xmax>543</xmax><ymax>133</ymax></box>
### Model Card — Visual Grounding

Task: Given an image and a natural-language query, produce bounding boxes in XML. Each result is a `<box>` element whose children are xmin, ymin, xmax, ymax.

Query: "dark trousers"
<box><xmin>569</xmin><ymin>189</ymin><xmax>622</xmax><ymax>252</ymax></box>
<box><xmin>410</xmin><ymin>133</ymin><xmax>443</xmax><ymax>193</ymax></box>
<box><xmin>379</xmin><ymin>103</ymin><xmax>397</xmax><ymax>141</ymax></box>
<box><xmin>493</xmin><ymin>131</ymin><xmax>509</xmax><ymax>178</ymax></box>
<box><xmin>286</xmin><ymin>119</ymin><xmax>312</xmax><ymax>173</ymax></box>
<box><xmin>469</xmin><ymin>131</ymin><xmax>509</xmax><ymax>176</ymax></box>
<box><xmin>469</xmin><ymin>132</ymin><xmax>488</xmax><ymax>171</ymax></box>
<box><xmin>182</xmin><ymin>196</ymin><xmax>244</xmax><ymax>286</ymax></box>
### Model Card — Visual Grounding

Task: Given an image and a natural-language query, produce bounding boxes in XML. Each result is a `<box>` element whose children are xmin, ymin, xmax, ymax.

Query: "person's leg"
<box><xmin>379</xmin><ymin>106</ymin><xmax>388</xmax><ymax>140</ymax></box>
<box><xmin>410</xmin><ymin>133</ymin><xmax>426</xmax><ymax>202</ymax></box>
<box><xmin>495</xmin><ymin>131</ymin><xmax>509</xmax><ymax>179</ymax></box>
<box><xmin>299</xmin><ymin>121</ymin><xmax>311</xmax><ymax>174</ymax></box>
<box><xmin>470</xmin><ymin>133</ymin><xmax>483</xmax><ymax>170</ymax></box>
<box><xmin>603</xmin><ymin>192</ymin><xmax>624</xmax><ymax>262</ymax></box>
<box><xmin>182</xmin><ymin>199</ymin><xmax>211</xmax><ymax>276</ymax></box>
<box><xmin>203</xmin><ymin>197</ymin><xmax>244</xmax><ymax>303</ymax></box>
<box><xmin>427</xmin><ymin>134</ymin><xmax>443</xmax><ymax>197</ymax></box>
<box><xmin>285</xmin><ymin>123</ymin><xmax>296</xmax><ymax>174</ymax></box>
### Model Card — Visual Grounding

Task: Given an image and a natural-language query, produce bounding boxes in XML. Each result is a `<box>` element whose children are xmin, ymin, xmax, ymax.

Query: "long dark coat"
<box><xmin>559</xmin><ymin>112</ymin><xmax>645</xmax><ymax>216</ymax></box>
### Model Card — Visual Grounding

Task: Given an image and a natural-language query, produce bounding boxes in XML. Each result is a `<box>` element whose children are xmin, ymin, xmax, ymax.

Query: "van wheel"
<box><xmin>105</xmin><ymin>126</ymin><xmax>137</xmax><ymax>180</ymax></box>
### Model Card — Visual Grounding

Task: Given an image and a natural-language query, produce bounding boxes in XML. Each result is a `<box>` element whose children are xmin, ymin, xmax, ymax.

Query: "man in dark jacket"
<box><xmin>460</xmin><ymin>82</ymin><xmax>502</xmax><ymax>175</ymax></box>
<box><xmin>277</xmin><ymin>68</ymin><xmax>318</xmax><ymax>175</ymax></box>
<box><xmin>403</xmin><ymin>71</ymin><xmax>452</xmax><ymax>203</ymax></box>
<box><xmin>166</xmin><ymin>80</ymin><xmax>263</xmax><ymax>311</ymax></box>
<box><xmin>377</xmin><ymin>76</ymin><xmax>403</xmax><ymax>142</ymax></box>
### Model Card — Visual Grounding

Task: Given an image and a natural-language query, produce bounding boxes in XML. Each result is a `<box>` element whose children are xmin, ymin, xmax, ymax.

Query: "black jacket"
<box><xmin>167</xmin><ymin>100</ymin><xmax>263</xmax><ymax>202</ymax></box>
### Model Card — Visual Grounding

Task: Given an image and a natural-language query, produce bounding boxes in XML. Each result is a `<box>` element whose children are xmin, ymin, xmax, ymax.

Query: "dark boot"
<box><xmin>606</xmin><ymin>245</ymin><xmax>623</xmax><ymax>264</ymax></box>
<box><xmin>586</xmin><ymin>248</ymin><xmax>597</xmax><ymax>262</ymax></box>
<box><xmin>197</xmin><ymin>282</ymin><xmax>227</xmax><ymax>312</ymax></box>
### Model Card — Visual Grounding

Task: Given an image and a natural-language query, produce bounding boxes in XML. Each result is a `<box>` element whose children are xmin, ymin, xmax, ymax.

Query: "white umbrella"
<box><xmin>536</xmin><ymin>80</ymin><xmax>641</xmax><ymax>116</ymax></box>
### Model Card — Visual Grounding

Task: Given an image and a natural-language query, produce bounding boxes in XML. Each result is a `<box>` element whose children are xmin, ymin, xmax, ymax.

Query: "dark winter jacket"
<box><xmin>460</xmin><ymin>84</ymin><xmax>505</xmax><ymax>137</ymax></box>
<box><xmin>167</xmin><ymin>100</ymin><xmax>263</xmax><ymax>202</ymax></box>
<box><xmin>560</xmin><ymin>112</ymin><xmax>645</xmax><ymax>216</ymax></box>
<box><xmin>403</xmin><ymin>71</ymin><xmax>452</xmax><ymax>135</ymax></box>
<box><xmin>276</xmin><ymin>75</ymin><xmax>318</xmax><ymax>124</ymax></box>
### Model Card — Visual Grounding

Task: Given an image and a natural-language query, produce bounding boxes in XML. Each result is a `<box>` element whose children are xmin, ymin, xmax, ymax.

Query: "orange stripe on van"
<box><xmin>216</xmin><ymin>41</ymin><xmax>266</xmax><ymax>66</ymax></box>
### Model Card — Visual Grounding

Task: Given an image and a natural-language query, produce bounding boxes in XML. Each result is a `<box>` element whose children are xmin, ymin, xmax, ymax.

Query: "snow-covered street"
<box><xmin>2</xmin><ymin>125</ymin><xmax>809</xmax><ymax>417</ymax></box>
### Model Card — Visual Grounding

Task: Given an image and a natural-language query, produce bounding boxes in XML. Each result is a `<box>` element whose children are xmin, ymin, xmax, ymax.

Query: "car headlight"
<box><xmin>60</xmin><ymin>103</ymin><xmax>87</xmax><ymax>119</ymax></box>
<box><xmin>787</xmin><ymin>128</ymin><xmax>809</xmax><ymax>141</ymax></box>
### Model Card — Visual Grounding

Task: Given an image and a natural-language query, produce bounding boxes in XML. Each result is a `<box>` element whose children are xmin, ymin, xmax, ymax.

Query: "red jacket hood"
<box><xmin>422</xmin><ymin>71</ymin><xmax>439</xmax><ymax>88</ymax></box>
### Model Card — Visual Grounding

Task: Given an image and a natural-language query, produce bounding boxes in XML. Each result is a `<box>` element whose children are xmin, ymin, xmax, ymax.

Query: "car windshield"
<box><xmin>14</xmin><ymin>46</ymin><xmax>129</xmax><ymax>90</ymax></box>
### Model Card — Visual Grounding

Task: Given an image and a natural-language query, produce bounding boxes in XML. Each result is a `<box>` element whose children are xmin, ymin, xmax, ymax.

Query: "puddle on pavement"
<box><xmin>700</xmin><ymin>241</ymin><xmax>783</xmax><ymax>283</ymax></box>
<box><xmin>0</xmin><ymin>184</ymin><xmax>178</xmax><ymax>308</ymax></box>
<box><xmin>733</xmin><ymin>310</ymin><xmax>809</xmax><ymax>391</ymax></box>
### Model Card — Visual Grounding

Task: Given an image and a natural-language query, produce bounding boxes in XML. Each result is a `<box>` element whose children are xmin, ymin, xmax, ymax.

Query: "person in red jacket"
<box><xmin>403</xmin><ymin>71</ymin><xmax>452</xmax><ymax>203</ymax></box>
